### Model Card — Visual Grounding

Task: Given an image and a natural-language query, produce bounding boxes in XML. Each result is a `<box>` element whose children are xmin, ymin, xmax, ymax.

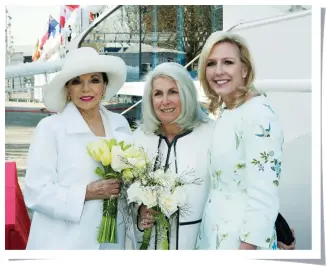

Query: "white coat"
<box><xmin>196</xmin><ymin>96</ymin><xmax>281</xmax><ymax>250</ymax></box>
<box><xmin>132</xmin><ymin>121</ymin><xmax>215</xmax><ymax>250</ymax></box>
<box><xmin>24</xmin><ymin>102</ymin><xmax>136</xmax><ymax>250</ymax></box>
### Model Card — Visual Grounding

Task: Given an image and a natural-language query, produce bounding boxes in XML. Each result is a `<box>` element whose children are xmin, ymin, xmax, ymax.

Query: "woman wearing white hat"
<box><xmin>24</xmin><ymin>47</ymin><xmax>136</xmax><ymax>250</ymax></box>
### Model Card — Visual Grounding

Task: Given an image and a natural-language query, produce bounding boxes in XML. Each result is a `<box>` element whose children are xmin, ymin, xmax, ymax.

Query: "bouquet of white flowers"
<box><xmin>86</xmin><ymin>138</ymin><xmax>147</xmax><ymax>243</ymax></box>
<box><xmin>125</xmin><ymin>153</ymin><xmax>201</xmax><ymax>250</ymax></box>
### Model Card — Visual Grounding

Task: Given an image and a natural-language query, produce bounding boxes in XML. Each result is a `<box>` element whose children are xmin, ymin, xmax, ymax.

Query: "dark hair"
<box><xmin>65</xmin><ymin>72</ymin><xmax>108</xmax><ymax>86</ymax></box>
<box><xmin>102</xmin><ymin>72</ymin><xmax>108</xmax><ymax>84</ymax></box>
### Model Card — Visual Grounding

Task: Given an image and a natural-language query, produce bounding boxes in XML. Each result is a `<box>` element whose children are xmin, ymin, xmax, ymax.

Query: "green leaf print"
<box><xmin>252</xmin><ymin>150</ymin><xmax>281</xmax><ymax>177</ymax></box>
<box><xmin>213</xmin><ymin>170</ymin><xmax>222</xmax><ymax>189</ymax></box>
<box><xmin>221</xmin><ymin>233</ymin><xmax>228</xmax><ymax>239</ymax></box>
<box><xmin>235</xmin><ymin>132</ymin><xmax>242</xmax><ymax>149</ymax></box>
<box><xmin>242</xmin><ymin>232</ymin><xmax>250</xmax><ymax>242</ymax></box>
<box><xmin>251</xmin><ymin>159</ymin><xmax>260</xmax><ymax>166</ymax></box>
<box><xmin>260</xmin><ymin>151</ymin><xmax>271</xmax><ymax>163</ymax></box>
<box><xmin>273</xmin><ymin>180</ymin><xmax>279</xmax><ymax>187</ymax></box>
<box><xmin>215</xmin><ymin>226</ymin><xmax>228</xmax><ymax>249</ymax></box>
<box><xmin>234</xmin><ymin>162</ymin><xmax>246</xmax><ymax>175</ymax></box>
<box><xmin>236</xmin><ymin>163</ymin><xmax>246</xmax><ymax>169</ymax></box>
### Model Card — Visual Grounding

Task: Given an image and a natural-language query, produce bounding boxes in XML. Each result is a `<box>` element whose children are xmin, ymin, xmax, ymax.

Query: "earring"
<box><xmin>101</xmin><ymin>94</ymin><xmax>105</xmax><ymax>100</ymax></box>
<box><xmin>67</xmin><ymin>94</ymin><xmax>71</xmax><ymax>101</ymax></box>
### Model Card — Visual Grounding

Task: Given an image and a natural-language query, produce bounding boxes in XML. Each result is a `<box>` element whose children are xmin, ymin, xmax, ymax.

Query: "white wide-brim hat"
<box><xmin>43</xmin><ymin>47</ymin><xmax>127</xmax><ymax>113</ymax></box>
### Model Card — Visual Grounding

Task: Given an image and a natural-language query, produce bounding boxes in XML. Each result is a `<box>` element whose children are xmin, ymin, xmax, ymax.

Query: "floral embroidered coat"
<box><xmin>196</xmin><ymin>95</ymin><xmax>283</xmax><ymax>250</ymax></box>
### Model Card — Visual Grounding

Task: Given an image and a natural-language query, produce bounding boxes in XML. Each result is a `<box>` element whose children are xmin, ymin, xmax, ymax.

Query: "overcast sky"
<box><xmin>7</xmin><ymin>5</ymin><xmax>60</xmax><ymax>46</ymax></box>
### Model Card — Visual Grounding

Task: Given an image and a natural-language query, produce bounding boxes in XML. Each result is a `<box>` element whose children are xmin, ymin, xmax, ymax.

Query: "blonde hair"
<box><xmin>198</xmin><ymin>32</ymin><xmax>257</xmax><ymax>114</ymax></box>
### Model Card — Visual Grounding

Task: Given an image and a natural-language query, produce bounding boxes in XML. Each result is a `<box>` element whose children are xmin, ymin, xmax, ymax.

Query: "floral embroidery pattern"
<box><xmin>208</xmin><ymin>149</ymin><xmax>212</xmax><ymax>165</ymax></box>
<box><xmin>263</xmin><ymin>104</ymin><xmax>275</xmax><ymax>114</ymax></box>
<box><xmin>266</xmin><ymin>237</ymin><xmax>271</xmax><ymax>245</ymax></box>
<box><xmin>273</xmin><ymin>180</ymin><xmax>279</xmax><ymax>187</ymax></box>
<box><xmin>234</xmin><ymin>162</ymin><xmax>246</xmax><ymax>173</ymax></box>
<box><xmin>242</xmin><ymin>232</ymin><xmax>251</xmax><ymax>242</ymax></box>
<box><xmin>281</xmin><ymin>135</ymin><xmax>284</xmax><ymax>151</ymax></box>
<box><xmin>215</xmin><ymin>225</ymin><xmax>228</xmax><ymax>249</ymax></box>
<box><xmin>197</xmin><ymin>100</ymin><xmax>282</xmax><ymax>250</ymax></box>
<box><xmin>234</xmin><ymin>162</ymin><xmax>246</xmax><ymax>187</ymax></box>
<box><xmin>265</xmin><ymin>229</ymin><xmax>278</xmax><ymax>249</ymax></box>
<box><xmin>251</xmin><ymin>151</ymin><xmax>281</xmax><ymax>186</ymax></box>
<box><xmin>271</xmin><ymin>159</ymin><xmax>281</xmax><ymax>178</ymax></box>
<box><xmin>255</xmin><ymin>123</ymin><xmax>271</xmax><ymax>138</ymax></box>
<box><xmin>251</xmin><ymin>151</ymin><xmax>274</xmax><ymax>169</ymax></box>
<box><xmin>213</xmin><ymin>170</ymin><xmax>222</xmax><ymax>189</ymax></box>
<box><xmin>271</xmin><ymin>158</ymin><xmax>282</xmax><ymax>186</ymax></box>
<box><xmin>235</xmin><ymin>132</ymin><xmax>243</xmax><ymax>149</ymax></box>
<box><xmin>271</xmin><ymin>230</ymin><xmax>278</xmax><ymax>250</ymax></box>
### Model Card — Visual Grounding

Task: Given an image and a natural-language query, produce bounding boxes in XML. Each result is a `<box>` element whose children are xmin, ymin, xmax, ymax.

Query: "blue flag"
<box><xmin>48</xmin><ymin>15</ymin><xmax>59</xmax><ymax>38</ymax></box>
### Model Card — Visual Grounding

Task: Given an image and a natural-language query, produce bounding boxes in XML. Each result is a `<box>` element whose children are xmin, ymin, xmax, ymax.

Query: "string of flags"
<box><xmin>33</xmin><ymin>5</ymin><xmax>80</xmax><ymax>61</ymax></box>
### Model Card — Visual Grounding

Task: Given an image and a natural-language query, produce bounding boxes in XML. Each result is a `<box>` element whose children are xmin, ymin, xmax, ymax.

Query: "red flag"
<box><xmin>66</xmin><ymin>5</ymin><xmax>79</xmax><ymax>11</ymax></box>
<box><xmin>90</xmin><ymin>12</ymin><xmax>95</xmax><ymax>22</ymax></box>
<box><xmin>40</xmin><ymin>32</ymin><xmax>48</xmax><ymax>49</ymax></box>
<box><xmin>60</xmin><ymin>5</ymin><xmax>79</xmax><ymax>28</ymax></box>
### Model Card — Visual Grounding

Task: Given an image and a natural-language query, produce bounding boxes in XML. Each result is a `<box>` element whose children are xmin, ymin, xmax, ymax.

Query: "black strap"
<box><xmin>180</xmin><ymin>219</ymin><xmax>202</xmax><ymax>226</ymax></box>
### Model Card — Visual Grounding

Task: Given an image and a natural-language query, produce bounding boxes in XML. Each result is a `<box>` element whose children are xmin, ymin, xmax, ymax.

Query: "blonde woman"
<box><xmin>196</xmin><ymin>32</ymin><xmax>283</xmax><ymax>250</ymax></box>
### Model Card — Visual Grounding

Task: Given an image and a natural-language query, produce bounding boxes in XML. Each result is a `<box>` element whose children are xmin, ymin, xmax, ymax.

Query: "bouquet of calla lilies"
<box><xmin>86</xmin><ymin>138</ymin><xmax>147</xmax><ymax>244</ymax></box>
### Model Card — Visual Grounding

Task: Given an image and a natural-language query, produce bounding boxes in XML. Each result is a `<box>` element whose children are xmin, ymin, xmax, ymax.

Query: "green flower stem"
<box><xmin>96</xmin><ymin>166</ymin><xmax>120</xmax><ymax>244</ymax></box>
<box><xmin>161</xmin><ymin>236</ymin><xmax>169</xmax><ymax>250</ymax></box>
<box><xmin>139</xmin><ymin>227</ymin><xmax>152</xmax><ymax>250</ymax></box>
<box><xmin>97</xmin><ymin>216</ymin><xmax>107</xmax><ymax>243</ymax></box>
<box><xmin>97</xmin><ymin>198</ymin><xmax>118</xmax><ymax>244</ymax></box>
<box><xmin>109</xmin><ymin>216</ymin><xmax>116</xmax><ymax>243</ymax></box>
<box><xmin>105</xmin><ymin>216</ymin><xmax>111</xmax><ymax>242</ymax></box>
<box><xmin>139</xmin><ymin>209</ymin><xmax>172</xmax><ymax>250</ymax></box>
<box><xmin>156</xmin><ymin>215</ymin><xmax>169</xmax><ymax>250</ymax></box>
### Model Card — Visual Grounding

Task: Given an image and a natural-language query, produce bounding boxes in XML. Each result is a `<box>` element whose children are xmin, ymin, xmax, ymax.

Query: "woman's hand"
<box><xmin>138</xmin><ymin>205</ymin><xmax>156</xmax><ymax>230</ymax></box>
<box><xmin>239</xmin><ymin>241</ymin><xmax>257</xmax><ymax>250</ymax></box>
<box><xmin>85</xmin><ymin>179</ymin><xmax>121</xmax><ymax>201</ymax></box>
<box><xmin>278</xmin><ymin>229</ymin><xmax>296</xmax><ymax>250</ymax></box>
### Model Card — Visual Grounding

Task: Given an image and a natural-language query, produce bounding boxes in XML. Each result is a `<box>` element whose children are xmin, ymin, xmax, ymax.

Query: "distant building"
<box><xmin>7</xmin><ymin>46</ymin><xmax>34</xmax><ymax>96</ymax></box>
<box><xmin>13</xmin><ymin>45</ymin><xmax>33</xmax><ymax>58</ymax></box>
